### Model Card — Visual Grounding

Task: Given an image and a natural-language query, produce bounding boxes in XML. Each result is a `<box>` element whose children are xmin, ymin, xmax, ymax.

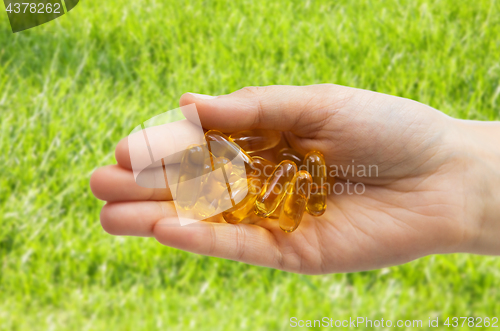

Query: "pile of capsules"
<box><xmin>176</xmin><ymin>129</ymin><xmax>330</xmax><ymax>233</ymax></box>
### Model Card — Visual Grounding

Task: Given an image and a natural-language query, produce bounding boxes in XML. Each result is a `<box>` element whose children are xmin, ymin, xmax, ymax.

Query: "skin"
<box><xmin>90</xmin><ymin>85</ymin><xmax>500</xmax><ymax>275</ymax></box>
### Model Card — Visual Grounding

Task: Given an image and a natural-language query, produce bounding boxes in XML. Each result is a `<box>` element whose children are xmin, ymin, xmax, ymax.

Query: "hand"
<box><xmin>90</xmin><ymin>85</ymin><xmax>500</xmax><ymax>274</ymax></box>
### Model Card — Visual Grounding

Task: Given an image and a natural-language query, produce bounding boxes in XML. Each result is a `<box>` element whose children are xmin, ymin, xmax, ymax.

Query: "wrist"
<box><xmin>453</xmin><ymin>119</ymin><xmax>500</xmax><ymax>255</ymax></box>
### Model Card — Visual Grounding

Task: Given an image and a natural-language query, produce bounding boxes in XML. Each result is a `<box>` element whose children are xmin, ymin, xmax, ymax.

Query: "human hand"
<box><xmin>90</xmin><ymin>85</ymin><xmax>500</xmax><ymax>274</ymax></box>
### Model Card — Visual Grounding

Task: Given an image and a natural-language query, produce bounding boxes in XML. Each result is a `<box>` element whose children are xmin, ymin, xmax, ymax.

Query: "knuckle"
<box><xmin>234</xmin><ymin>225</ymin><xmax>246</xmax><ymax>260</ymax></box>
<box><xmin>207</xmin><ymin>224</ymin><xmax>218</xmax><ymax>255</ymax></box>
<box><xmin>239</xmin><ymin>86</ymin><xmax>265</xmax><ymax>96</ymax></box>
<box><xmin>275</xmin><ymin>249</ymin><xmax>286</xmax><ymax>270</ymax></box>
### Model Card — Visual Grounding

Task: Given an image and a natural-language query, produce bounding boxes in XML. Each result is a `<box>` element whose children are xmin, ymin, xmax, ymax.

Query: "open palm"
<box><xmin>91</xmin><ymin>85</ymin><xmax>475</xmax><ymax>274</ymax></box>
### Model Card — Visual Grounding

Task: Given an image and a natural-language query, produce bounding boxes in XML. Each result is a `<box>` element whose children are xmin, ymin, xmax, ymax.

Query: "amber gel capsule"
<box><xmin>256</xmin><ymin>158</ymin><xmax>282</xmax><ymax>219</ymax></box>
<box><xmin>247</xmin><ymin>156</ymin><xmax>276</xmax><ymax>189</ymax></box>
<box><xmin>222</xmin><ymin>177</ymin><xmax>261</xmax><ymax>224</ymax></box>
<box><xmin>266</xmin><ymin>201</ymin><xmax>282</xmax><ymax>219</ymax></box>
<box><xmin>196</xmin><ymin>157</ymin><xmax>233</xmax><ymax>215</ymax></box>
<box><xmin>176</xmin><ymin>144</ymin><xmax>212</xmax><ymax>210</ymax></box>
<box><xmin>205</xmin><ymin>130</ymin><xmax>254</xmax><ymax>181</ymax></box>
<box><xmin>279</xmin><ymin>170</ymin><xmax>312</xmax><ymax>233</ymax></box>
<box><xmin>222</xmin><ymin>156</ymin><xmax>275</xmax><ymax>224</ymax></box>
<box><xmin>255</xmin><ymin>160</ymin><xmax>297</xmax><ymax>217</ymax></box>
<box><xmin>205</xmin><ymin>130</ymin><xmax>253</xmax><ymax>164</ymax></box>
<box><xmin>229</xmin><ymin>129</ymin><xmax>281</xmax><ymax>153</ymax></box>
<box><xmin>276</xmin><ymin>148</ymin><xmax>304</xmax><ymax>166</ymax></box>
<box><xmin>304</xmin><ymin>151</ymin><xmax>327</xmax><ymax>216</ymax></box>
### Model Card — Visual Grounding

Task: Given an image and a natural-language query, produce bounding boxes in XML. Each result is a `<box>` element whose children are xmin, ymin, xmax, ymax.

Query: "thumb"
<box><xmin>179</xmin><ymin>85</ymin><xmax>353</xmax><ymax>135</ymax></box>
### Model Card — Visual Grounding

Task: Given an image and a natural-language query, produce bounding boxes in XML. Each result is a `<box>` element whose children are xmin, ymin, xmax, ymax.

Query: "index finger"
<box><xmin>116</xmin><ymin>116</ymin><xmax>205</xmax><ymax>170</ymax></box>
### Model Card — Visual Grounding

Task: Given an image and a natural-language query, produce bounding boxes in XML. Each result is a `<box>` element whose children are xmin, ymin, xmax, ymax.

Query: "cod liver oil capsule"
<box><xmin>176</xmin><ymin>144</ymin><xmax>212</xmax><ymax>210</ymax></box>
<box><xmin>304</xmin><ymin>151</ymin><xmax>327</xmax><ymax>216</ymax></box>
<box><xmin>201</xmin><ymin>157</ymin><xmax>232</xmax><ymax>202</ymax></box>
<box><xmin>255</xmin><ymin>160</ymin><xmax>297</xmax><ymax>217</ymax></box>
<box><xmin>279</xmin><ymin>170</ymin><xmax>312</xmax><ymax>233</ymax></box>
<box><xmin>222</xmin><ymin>177</ymin><xmax>261</xmax><ymax>224</ymax></box>
<box><xmin>247</xmin><ymin>156</ymin><xmax>276</xmax><ymax>189</ymax></box>
<box><xmin>229</xmin><ymin>129</ymin><xmax>281</xmax><ymax>153</ymax></box>
<box><xmin>223</xmin><ymin>156</ymin><xmax>274</xmax><ymax>224</ymax></box>
<box><xmin>205</xmin><ymin>130</ymin><xmax>253</xmax><ymax>167</ymax></box>
<box><xmin>192</xmin><ymin>178</ymin><xmax>227</xmax><ymax>218</ymax></box>
<box><xmin>194</xmin><ymin>156</ymin><xmax>237</xmax><ymax>218</ymax></box>
<box><xmin>276</xmin><ymin>147</ymin><xmax>304</xmax><ymax>166</ymax></box>
<box><xmin>267</xmin><ymin>202</ymin><xmax>282</xmax><ymax>219</ymax></box>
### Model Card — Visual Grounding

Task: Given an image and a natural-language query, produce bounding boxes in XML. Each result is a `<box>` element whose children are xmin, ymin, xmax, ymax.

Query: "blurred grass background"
<box><xmin>1</xmin><ymin>0</ymin><xmax>500</xmax><ymax>330</ymax></box>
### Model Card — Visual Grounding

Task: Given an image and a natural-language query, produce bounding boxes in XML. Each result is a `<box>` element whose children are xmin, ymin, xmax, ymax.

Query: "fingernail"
<box><xmin>188</xmin><ymin>93</ymin><xmax>218</xmax><ymax>100</ymax></box>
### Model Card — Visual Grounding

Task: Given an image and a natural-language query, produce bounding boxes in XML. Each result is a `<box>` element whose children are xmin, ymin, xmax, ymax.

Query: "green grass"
<box><xmin>1</xmin><ymin>0</ymin><xmax>500</xmax><ymax>329</ymax></box>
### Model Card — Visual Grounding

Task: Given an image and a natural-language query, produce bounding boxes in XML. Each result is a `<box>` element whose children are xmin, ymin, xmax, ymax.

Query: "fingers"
<box><xmin>154</xmin><ymin>217</ymin><xmax>283</xmax><ymax>269</ymax></box>
<box><xmin>100</xmin><ymin>200</ymin><xmax>176</xmax><ymax>237</ymax></box>
<box><xmin>115</xmin><ymin>137</ymin><xmax>132</xmax><ymax>169</ymax></box>
<box><xmin>179</xmin><ymin>84</ymin><xmax>354</xmax><ymax>134</ymax></box>
<box><xmin>117</xmin><ymin>85</ymin><xmax>341</xmax><ymax>170</ymax></box>
<box><xmin>100</xmin><ymin>199</ymin><xmax>283</xmax><ymax>268</ymax></box>
<box><xmin>115</xmin><ymin>119</ymin><xmax>205</xmax><ymax>170</ymax></box>
<box><xmin>90</xmin><ymin>165</ymin><xmax>172</xmax><ymax>202</ymax></box>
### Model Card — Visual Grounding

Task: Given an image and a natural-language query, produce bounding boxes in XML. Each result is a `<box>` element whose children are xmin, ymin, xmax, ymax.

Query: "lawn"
<box><xmin>1</xmin><ymin>0</ymin><xmax>499</xmax><ymax>329</ymax></box>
